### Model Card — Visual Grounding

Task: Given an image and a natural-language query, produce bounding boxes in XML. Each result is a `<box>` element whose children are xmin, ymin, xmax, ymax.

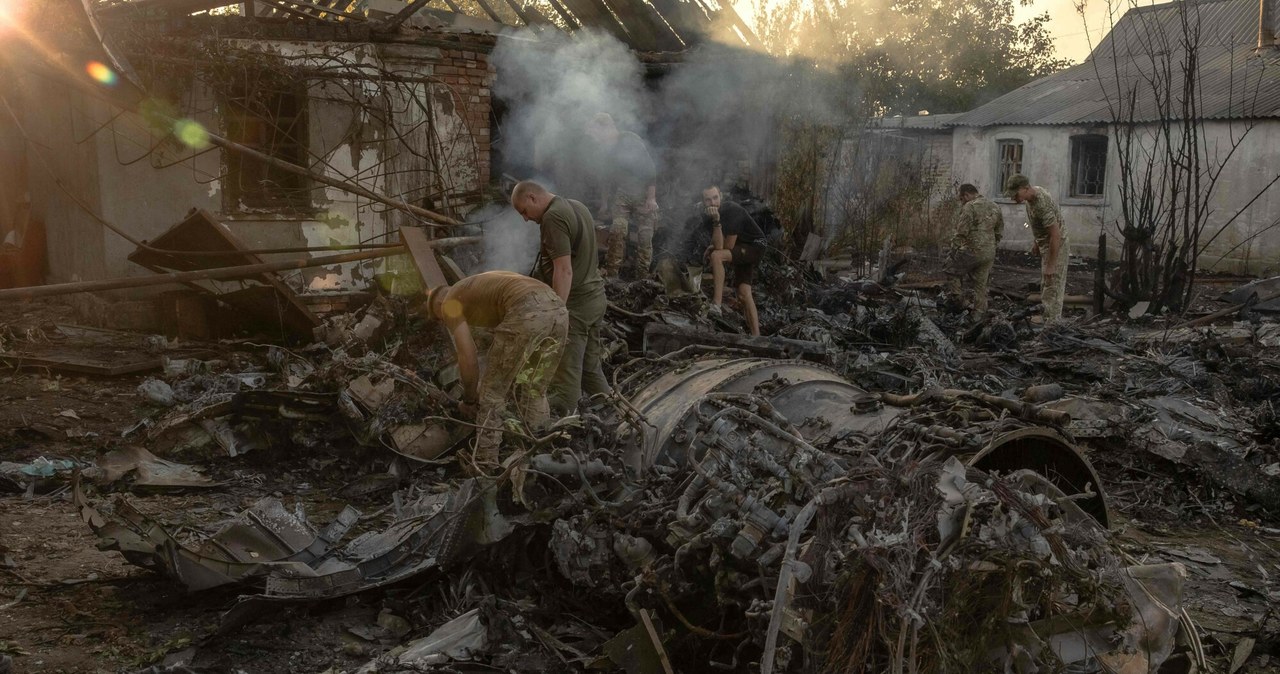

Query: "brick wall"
<box><xmin>434</xmin><ymin>45</ymin><xmax>494</xmax><ymax>186</ymax></box>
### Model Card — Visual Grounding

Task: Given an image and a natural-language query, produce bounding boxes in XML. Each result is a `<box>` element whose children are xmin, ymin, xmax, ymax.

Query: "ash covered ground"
<box><xmin>1</xmin><ymin>250</ymin><xmax>1279</xmax><ymax>674</ymax></box>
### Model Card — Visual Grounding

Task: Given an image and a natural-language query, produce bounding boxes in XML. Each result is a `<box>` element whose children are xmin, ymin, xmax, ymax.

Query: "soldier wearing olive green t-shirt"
<box><xmin>511</xmin><ymin>180</ymin><xmax>610</xmax><ymax>415</ymax></box>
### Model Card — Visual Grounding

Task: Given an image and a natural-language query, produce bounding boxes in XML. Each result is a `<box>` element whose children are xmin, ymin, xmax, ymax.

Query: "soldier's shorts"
<box><xmin>730</xmin><ymin>242</ymin><xmax>763</xmax><ymax>286</ymax></box>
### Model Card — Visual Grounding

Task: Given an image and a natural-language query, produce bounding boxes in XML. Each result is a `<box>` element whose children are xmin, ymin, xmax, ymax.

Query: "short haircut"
<box><xmin>959</xmin><ymin>183</ymin><xmax>979</xmax><ymax>196</ymax></box>
<box><xmin>511</xmin><ymin>180</ymin><xmax>548</xmax><ymax>202</ymax></box>
<box><xmin>703</xmin><ymin>184</ymin><xmax>720</xmax><ymax>194</ymax></box>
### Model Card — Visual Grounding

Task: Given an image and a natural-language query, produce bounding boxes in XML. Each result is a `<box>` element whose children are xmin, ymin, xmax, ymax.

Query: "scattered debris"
<box><xmin>3</xmin><ymin>239</ymin><xmax>1279</xmax><ymax>672</ymax></box>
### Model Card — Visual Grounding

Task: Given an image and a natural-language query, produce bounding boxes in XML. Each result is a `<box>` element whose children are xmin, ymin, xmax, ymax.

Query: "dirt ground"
<box><xmin>1</xmin><ymin>256</ymin><xmax>1278</xmax><ymax>673</ymax></box>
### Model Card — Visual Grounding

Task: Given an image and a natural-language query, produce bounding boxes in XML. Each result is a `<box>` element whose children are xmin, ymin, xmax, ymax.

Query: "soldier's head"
<box><xmin>958</xmin><ymin>184</ymin><xmax>979</xmax><ymax>203</ymax></box>
<box><xmin>702</xmin><ymin>185</ymin><xmax>722</xmax><ymax>210</ymax></box>
<box><xmin>586</xmin><ymin>112</ymin><xmax>619</xmax><ymax>146</ymax></box>
<box><xmin>511</xmin><ymin>180</ymin><xmax>554</xmax><ymax>224</ymax></box>
<box><xmin>1004</xmin><ymin>174</ymin><xmax>1032</xmax><ymax>204</ymax></box>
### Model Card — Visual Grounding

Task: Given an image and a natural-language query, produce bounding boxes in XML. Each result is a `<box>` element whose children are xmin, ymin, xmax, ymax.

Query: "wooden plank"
<box><xmin>544</xmin><ymin>0</ymin><xmax>581</xmax><ymax>28</ymax></box>
<box><xmin>558</xmin><ymin>0</ymin><xmax>631</xmax><ymax>41</ymax></box>
<box><xmin>469</xmin><ymin>0</ymin><xmax>506</xmax><ymax>23</ymax></box>
<box><xmin>260</xmin><ymin>0</ymin><xmax>326</xmax><ymax>19</ymax></box>
<box><xmin>496</xmin><ymin>0</ymin><xmax>538</xmax><ymax>24</ymax></box>
<box><xmin>128</xmin><ymin>209</ymin><xmax>321</xmax><ymax>339</ymax></box>
<box><xmin>646</xmin><ymin>0</ymin><xmax>706</xmax><ymax>44</ymax></box>
<box><xmin>0</xmin><ymin>351</ymin><xmax>162</xmax><ymax>376</ymax></box>
<box><xmin>601</xmin><ymin>0</ymin><xmax>684</xmax><ymax>50</ymax></box>
<box><xmin>598</xmin><ymin>0</ymin><xmax>660</xmax><ymax>50</ymax></box>
<box><xmin>710</xmin><ymin>0</ymin><xmax>761</xmax><ymax>47</ymax></box>
<box><xmin>399</xmin><ymin>226</ymin><xmax>449</xmax><ymax>289</ymax></box>
<box><xmin>98</xmin><ymin>0</ymin><xmax>241</xmax><ymax>16</ymax></box>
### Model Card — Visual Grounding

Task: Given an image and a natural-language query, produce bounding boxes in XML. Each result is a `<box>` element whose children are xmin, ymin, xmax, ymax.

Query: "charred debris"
<box><xmin>0</xmin><ymin>3</ymin><xmax>1279</xmax><ymax>674</ymax></box>
<box><xmin>3</xmin><ymin>233</ymin><xmax>1280</xmax><ymax>672</ymax></box>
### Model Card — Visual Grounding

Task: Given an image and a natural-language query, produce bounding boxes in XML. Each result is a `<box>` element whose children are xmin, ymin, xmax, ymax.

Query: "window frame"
<box><xmin>994</xmin><ymin>137</ymin><xmax>1025</xmax><ymax>201</ymax></box>
<box><xmin>1069</xmin><ymin>134</ymin><xmax>1108</xmax><ymax>198</ymax></box>
<box><xmin>222</xmin><ymin>80</ymin><xmax>312</xmax><ymax>213</ymax></box>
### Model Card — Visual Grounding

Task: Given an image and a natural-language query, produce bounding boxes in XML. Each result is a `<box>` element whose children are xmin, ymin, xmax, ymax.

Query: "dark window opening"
<box><xmin>1070</xmin><ymin>135</ymin><xmax>1107</xmax><ymax>197</ymax></box>
<box><xmin>997</xmin><ymin>139</ymin><xmax>1023</xmax><ymax>197</ymax></box>
<box><xmin>224</xmin><ymin>85</ymin><xmax>310</xmax><ymax>210</ymax></box>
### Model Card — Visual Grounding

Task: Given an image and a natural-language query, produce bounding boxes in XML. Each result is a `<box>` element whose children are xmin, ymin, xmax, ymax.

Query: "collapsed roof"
<box><xmin>88</xmin><ymin>0</ymin><xmax>761</xmax><ymax>53</ymax></box>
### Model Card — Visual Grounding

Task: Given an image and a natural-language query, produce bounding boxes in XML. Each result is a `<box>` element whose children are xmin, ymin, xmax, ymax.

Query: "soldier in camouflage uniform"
<box><xmin>1005</xmin><ymin>174</ymin><xmax>1069</xmax><ymax>323</ymax></box>
<box><xmin>946</xmin><ymin>183</ymin><xmax>1004</xmax><ymax>315</ymax></box>
<box><xmin>587</xmin><ymin>113</ymin><xmax>658</xmax><ymax>278</ymax></box>
<box><xmin>426</xmin><ymin>271</ymin><xmax>569</xmax><ymax>471</ymax></box>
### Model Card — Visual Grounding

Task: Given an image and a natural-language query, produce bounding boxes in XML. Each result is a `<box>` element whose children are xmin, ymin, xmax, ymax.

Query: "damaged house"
<box><xmin>870</xmin><ymin>0</ymin><xmax>1280</xmax><ymax>273</ymax></box>
<box><xmin>0</xmin><ymin>2</ymin><xmax>498</xmax><ymax>336</ymax></box>
<box><xmin>2</xmin><ymin>2</ymin><xmax>1280</xmax><ymax>674</ymax></box>
<box><xmin>0</xmin><ymin>0</ymin><xmax>758</xmax><ymax>337</ymax></box>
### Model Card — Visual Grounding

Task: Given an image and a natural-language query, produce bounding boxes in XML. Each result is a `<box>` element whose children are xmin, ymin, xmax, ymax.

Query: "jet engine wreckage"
<box><xmin>71</xmin><ymin>349</ymin><xmax>1200</xmax><ymax>673</ymax></box>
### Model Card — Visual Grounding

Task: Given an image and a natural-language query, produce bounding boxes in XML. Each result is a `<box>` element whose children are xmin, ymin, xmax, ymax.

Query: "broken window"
<box><xmin>1070</xmin><ymin>134</ymin><xmax>1108</xmax><ymax>197</ymax></box>
<box><xmin>224</xmin><ymin>84</ymin><xmax>310</xmax><ymax>210</ymax></box>
<box><xmin>997</xmin><ymin>139</ymin><xmax>1022</xmax><ymax>197</ymax></box>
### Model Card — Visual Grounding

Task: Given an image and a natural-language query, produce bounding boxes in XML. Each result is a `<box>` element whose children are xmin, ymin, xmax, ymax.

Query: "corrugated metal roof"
<box><xmin>950</xmin><ymin>0</ymin><xmax>1280</xmax><ymax>126</ymax></box>
<box><xmin>868</xmin><ymin>113</ymin><xmax>961</xmax><ymax>129</ymax></box>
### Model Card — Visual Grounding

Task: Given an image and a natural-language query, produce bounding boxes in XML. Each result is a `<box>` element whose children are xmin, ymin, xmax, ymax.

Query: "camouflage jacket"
<box><xmin>1025</xmin><ymin>187</ymin><xmax>1066</xmax><ymax>247</ymax></box>
<box><xmin>951</xmin><ymin>196</ymin><xmax>1003</xmax><ymax>257</ymax></box>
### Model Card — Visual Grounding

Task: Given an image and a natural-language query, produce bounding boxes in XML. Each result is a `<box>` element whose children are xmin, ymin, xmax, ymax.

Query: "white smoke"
<box><xmin>486</xmin><ymin>29</ymin><xmax>861</xmax><ymax>265</ymax></box>
<box><xmin>491</xmin><ymin>31</ymin><xmax>648</xmax><ymax>199</ymax></box>
<box><xmin>474</xmin><ymin>204</ymin><xmax>540</xmax><ymax>273</ymax></box>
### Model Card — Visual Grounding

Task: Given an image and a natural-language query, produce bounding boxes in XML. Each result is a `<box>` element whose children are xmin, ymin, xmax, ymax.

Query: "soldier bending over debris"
<box><xmin>702</xmin><ymin>184</ymin><xmax>765</xmax><ymax>336</ymax></box>
<box><xmin>426</xmin><ymin>271</ymin><xmax>568</xmax><ymax>472</ymax></box>
<box><xmin>1006</xmin><ymin>173</ymin><xmax>1069</xmax><ymax>323</ymax></box>
<box><xmin>946</xmin><ymin>183</ymin><xmax>1003</xmax><ymax>316</ymax></box>
<box><xmin>511</xmin><ymin>180</ymin><xmax>611</xmax><ymax>414</ymax></box>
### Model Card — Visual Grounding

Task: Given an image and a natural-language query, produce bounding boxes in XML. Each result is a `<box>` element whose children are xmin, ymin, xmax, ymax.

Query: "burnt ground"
<box><xmin>1</xmin><ymin>253</ymin><xmax>1279</xmax><ymax>673</ymax></box>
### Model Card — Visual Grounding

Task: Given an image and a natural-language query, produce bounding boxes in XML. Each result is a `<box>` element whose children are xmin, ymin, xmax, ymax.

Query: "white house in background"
<box><xmin>941</xmin><ymin>0</ymin><xmax>1280</xmax><ymax>273</ymax></box>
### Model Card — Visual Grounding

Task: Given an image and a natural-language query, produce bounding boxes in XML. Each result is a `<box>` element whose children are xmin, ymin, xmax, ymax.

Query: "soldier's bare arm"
<box><xmin>446</xmin><ymin>317</ymin><xmax>480</xmax><ymax>410</ymax></box>
<box><xmin>550</xmin><ymin>255</ymin><xmax>573</xmax><ymax>303</ymax></box>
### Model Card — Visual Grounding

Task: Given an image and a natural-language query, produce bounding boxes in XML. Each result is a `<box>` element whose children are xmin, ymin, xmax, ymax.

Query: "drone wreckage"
<box><xmin>70</xmin><ymin>333</ymin><xmax>1199</xmax><ymax>674</ymax></box>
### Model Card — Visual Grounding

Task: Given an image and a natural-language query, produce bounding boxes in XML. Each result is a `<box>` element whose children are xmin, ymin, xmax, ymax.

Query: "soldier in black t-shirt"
<box><xmin>702</xmin><ymin>185</ymin><xmax>765</xmax><ymax>336</ymax></box>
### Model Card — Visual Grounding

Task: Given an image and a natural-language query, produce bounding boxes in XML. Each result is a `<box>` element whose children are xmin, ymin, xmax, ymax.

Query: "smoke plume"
<box><xmin>485</xmin><ymin>29</ymin><xmax>858</xmax><ymax>267</ymax></box>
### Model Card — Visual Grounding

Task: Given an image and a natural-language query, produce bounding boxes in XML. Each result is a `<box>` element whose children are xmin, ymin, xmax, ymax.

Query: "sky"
<box><xmin>731</xmin><ymin>0</ymin><xmax>1132</xmax><ymax>65</ymax></box>
<box><xmin>1014</xmin><ymin>0</ymin><xmax>1126</xmax><ymax>63</ymax></box>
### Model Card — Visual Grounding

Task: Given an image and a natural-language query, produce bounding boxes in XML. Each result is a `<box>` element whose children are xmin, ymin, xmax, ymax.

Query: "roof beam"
<box><xmin>96</xmin><ymin>0</ymin><xmax>241</xmax><ymax>17</ymax></box>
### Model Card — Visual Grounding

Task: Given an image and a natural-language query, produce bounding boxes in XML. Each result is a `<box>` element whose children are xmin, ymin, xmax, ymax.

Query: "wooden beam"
<box><xmin>97</xmin><ymin>0</ymin><xmax>241</xmax><ymax>16</ymax></box>
<box><xmin>558</xmin><ymin>0</ymin><xmax>630</xmax><ymax>41</ymax></box>
<box><xmin>399</xmin><ymin>226</ymin><xmax>450</xmax><ymax>288</ymax></box>
<box><xmin>381</xmin><ymin>0</ymin><xmax>435</xmax><ymax>30</ymax></box>
<box><xmin>470</xmin><ymin>0</ymin><xmax>507</xmax><ymax>23</ymax></box>
<box><xmin>544</xmin><ymin>0</ymin><xmax>581</xmax><ymax>29</ymax></box>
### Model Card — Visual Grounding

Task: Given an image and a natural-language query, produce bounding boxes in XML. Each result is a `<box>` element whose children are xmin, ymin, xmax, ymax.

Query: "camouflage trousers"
<box><xmin>945</xmin><ymin>248</ymin><xmax>996</xmax><ymax>314</ymax></box>
<box><xmin>548</xmin><ymin>291</ymin><xmax>610</xmax><ymax>416</ymax></box>
<box><xmin>604</xmin><ymin>191</ymin><xmax>657</xmax><ymax>278</ymax></box>
<box><xmin>1040</xmin><ymin>237</ymin><xmax>1070</xmax><ymax>323</ymax></box>
<box><xmin>473</xmin><ymin>292</ymin><xmax>568</xmax><ymax>464</ymax></box>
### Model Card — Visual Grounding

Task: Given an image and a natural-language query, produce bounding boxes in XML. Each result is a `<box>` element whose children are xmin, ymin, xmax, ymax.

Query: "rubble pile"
<box><xmin>3</xmin><ymin>262</ymin><xmax>1280</xmax><ymax>673</ymax></box>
